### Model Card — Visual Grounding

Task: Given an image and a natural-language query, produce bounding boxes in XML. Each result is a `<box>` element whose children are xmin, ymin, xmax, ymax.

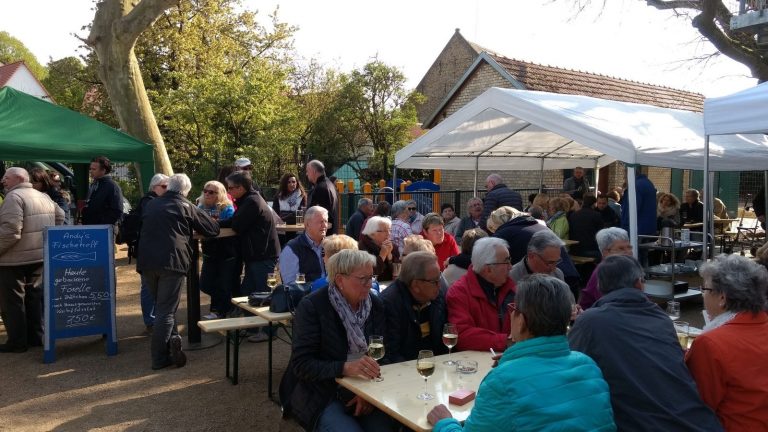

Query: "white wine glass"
<box><xmin>267</xmin><ymin>273</ymin><xmax>278</xmax><ymax>291</ymax></box>
<box><xmin>416</xmin><ymin>350</ymin><xmax>435</xmax><ymax>400</ymax></box>
<box><xmin>442</xmin><ymin>323</ymin><xmax>458</xmax><ymax>365</ymax></box>
<box><xmin>295</xmin><ymin>273</ymin><xmax>306</xmax><ymax>287</ymax></box>
<box><xmin>368</xmin><ymin>335</ymin><xmax>385</xmax><ymax>382</ymax></box>
<box><xmin>666</xmin><ymin>301</ymin><xmax>681</xmax><ymax>320</ymax></box>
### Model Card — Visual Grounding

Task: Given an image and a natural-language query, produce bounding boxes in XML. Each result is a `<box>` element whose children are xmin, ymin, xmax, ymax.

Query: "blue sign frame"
<box><xmin>43</xmin><ymin>225</ymin><xmax>117</xmax><ymax>363</ymax></box>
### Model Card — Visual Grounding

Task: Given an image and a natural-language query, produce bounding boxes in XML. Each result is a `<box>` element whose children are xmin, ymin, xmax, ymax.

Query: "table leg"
<box><xmin>233</xmin><ymin>330</ymin><xmax>240</xmax><ymax>385</ymax></box>
<box><xmin>268</xmin><ymin>321</ymin><xmax>274</xmax><ymax>400</ymax></box>
<box><xmin>186</xmin><ymin>239</ymin><xmax>201</xmax><ymax>344</ymax></box>
<box><xmin>226</xmin><ymin>330</ymin><xmax>232</xmax><ymax>381</ymax></box>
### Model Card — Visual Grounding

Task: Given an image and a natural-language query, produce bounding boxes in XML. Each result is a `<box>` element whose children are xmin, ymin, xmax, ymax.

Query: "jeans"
<box><xmin>0</xmin><ymin>264</ymin><xmax>44</xmax><ymax>348</ymax></box>
<box><xmin>240</xmin><ymin>258</ymin><xmax>277</xmax><ymax>297</ymax></box>
<box><xmin>316</xmin><ymin>399</ymin><xmax>394</xmax><ymax>432</ymax></box>
<box><xmin>143</xmin><ymin>269</ymin><xmax>184</xmax><ymax>368</ymax></box>
<box><xmin>139</xmin><ymin>273</ymin><xmax>155</xmax><ymax>327</ymax></box>
<box><xmin>200</xmin><ymin>255</ymin><xmax>237</xmax><ymax>315</ymax></box>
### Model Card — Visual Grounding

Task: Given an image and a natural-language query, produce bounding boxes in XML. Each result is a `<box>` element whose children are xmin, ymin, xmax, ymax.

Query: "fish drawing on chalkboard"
<box><xmin>52</xmin><ymin>252</ymin><xmax>97</xmax><ymax>262</ymax></box>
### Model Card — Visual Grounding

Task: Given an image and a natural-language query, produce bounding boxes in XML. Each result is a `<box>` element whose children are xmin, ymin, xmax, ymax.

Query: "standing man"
<box><xmin>81</xmin><ymin>156</ymin><xmax>124</xmax><ymax>226</ymax></box>
<box><xmin>346</xmin><ymin>198</ymin><xmax>373</xmax><ymax>241</ymax></box>
<box><xmin>480</xmin><ymin>174</ymin><xmax>522</xmax><ymax>231</ymax></box>
<box><xmin>306</xmin><ymin>160</ymin><xmax>339</xmax><ymax>235</ymax></box>
<box><xmin>0</xmin><ymin>168</ymin><xmax>65</xmax><ymax>353</ymax></box>
<box><xmin>569</xmin><ymin>255</ymin><xmax>722</xmax><ymax>431</ymax></box>
<box><xmin>563</xmin><ymin>167</ymin><xmax>590</xmax><ymax>200</ymax></box>
<box><xmin>137</xmin><ymin>174</ymin><xmax>219</xmax><ymax>369</ymax></box>
<box><xmin>620</xmin><ymin>167</ymin><xmax>657</xmax><ymax>236</ymax></box>
<box><xmin>279</xmin><ymin>206</ymin><xmax>328</xmax><ymax>287</ymax></box>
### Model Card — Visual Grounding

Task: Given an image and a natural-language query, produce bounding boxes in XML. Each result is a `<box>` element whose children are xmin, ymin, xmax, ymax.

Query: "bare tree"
<box><xmin>85</xmin><ymin>0</ymin><xmax>177</xmax><ymax>175</ymax></box>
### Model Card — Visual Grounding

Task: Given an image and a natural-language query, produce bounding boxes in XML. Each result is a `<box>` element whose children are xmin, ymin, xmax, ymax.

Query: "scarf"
<box><xmin>278</xmin><ymin>189</ymin><xmax>303</xmax><ymax>212</ymax></box>
<box><xmin>328</xmin><ymin>283</ymin><xmax>371</xmax><ymax>357</ymax></box>
<box><xmin>702</xmin><ymin>310</ymin><xmax>738</xmax><ymax>333</ymax></box>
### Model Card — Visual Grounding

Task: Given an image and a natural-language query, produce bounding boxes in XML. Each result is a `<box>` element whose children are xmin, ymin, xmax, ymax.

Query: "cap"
<box><xmin>235</xmin><ymin>157</ymin><xmax>252</xmax><ymax>168</ymax></box>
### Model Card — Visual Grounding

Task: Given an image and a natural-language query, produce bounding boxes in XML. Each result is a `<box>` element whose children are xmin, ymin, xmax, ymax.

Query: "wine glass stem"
<box><xmin>448</xmin><ymin>347</ymin><xmax>452</xmax><ymax>362</ymax></box>
<box><xmin>424</xmin><ymin>378</ymin><xmax>428</xmax><ymax>395</ymax></box>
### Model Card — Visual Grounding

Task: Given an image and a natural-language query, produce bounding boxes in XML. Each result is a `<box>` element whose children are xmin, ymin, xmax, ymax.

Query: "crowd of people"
<box><xmin>1</xmin><ymin>157</ymin><xmax>766</xmax><ymax>431</ymax></box>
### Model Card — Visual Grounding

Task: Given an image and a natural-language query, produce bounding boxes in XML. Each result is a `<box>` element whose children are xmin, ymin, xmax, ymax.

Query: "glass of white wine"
<box><xmin>295</xmin><ymin>273</ymin><xmax>306</xmax><ymax>286</ymax></box>
<box><xmin>368</xmin><ymin>335</ymin><xmax>385</xmax><ymax>382</ymax></box>
<box><xmin>416</xmin><ymin>350</ymin><xmax>435</xmax><ymax>400</ymax></box>
<box><xmin>442</xmin><ymin>323</ymin><xmax>458</xmax><ymax>365</ymax></box>
<box><xmin>267</xmin><ymin>273</ymin><xmax>278</xmax><ymax>291</ymax></box>
<box><xmin>666</xmin><ymin>301</ymin><xmax>681</xmax><ymax>320</ymax></box>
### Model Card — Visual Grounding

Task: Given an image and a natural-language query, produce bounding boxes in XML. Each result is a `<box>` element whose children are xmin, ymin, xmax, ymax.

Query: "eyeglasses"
<box><xmin>343</xmin><ymin>274</ymin><xmax>374</xmax><ymax>285</ymax></box>
<box><xmin>535</xmin><ymin>254</ymin><xmax>562</xmax><ymax>266</ymax></box>
<box><xmin>241</xmin><ymin>166</ymin><xmax>253</xmax><ymax>171</ymax></box>
<box><xmin>407</xmin><ymin>207</ymin><xmax>416</xmax><ymax>211</ymax></box>
<box><xmin>700</xmin><ymin>287</ymin><xmax>714</xmax><ymax>292</ymax></box>
<box><xmin>488</xmin><ymin>257</ymin><xmax>512</xmax><ymax>266</ymax></box>
<box><xmin>416</xmin><ymin>278</ymin><xmax>440</xmax><ymax>286</ymax></box>
<box><xmin>203</xmin><ymin>189</ymin><xmax>217</xmax><ymax>194</ymax></box>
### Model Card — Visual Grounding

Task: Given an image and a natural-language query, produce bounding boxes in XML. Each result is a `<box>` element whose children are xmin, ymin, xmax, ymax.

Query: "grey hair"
<box><xmin>486</xmin><ymin>173</ymin><xmax>503</xmax><ymax>185</ymax></box>
<box><xmin>166</xmin><ymin>173</ymin><xmax>192</xmax><ymax>196</ymax></box>
<box><xmin>527</xmin><ymin>229</ymin><xmax>564</xmax><ymax>254</ymax></box>
<box><xmin>307</xmin><ymin>159</ymin><xmax>326</xmax><ymax>175</ymax></box>
<box><xmin>148</xmin><ymin>173</ymin><xmax>169</xmax><ymax>191</ymax></box>
<box><xmin>596</xmin><ymin>227</ymin><xmax>629</xmax><ymax>253</ymax></box>
<box><xmin>686</xmin><ymin>188</ymin><xmax>700</xmax><ymax>200</ymax></box>
<box><xmin>327</xmin><ymin>249</ymin><xmax>376</xmax><ymax>282</ymax></box>
<box><xmin>304</xmin><ymin>205</ymin><xmax>328</xmax><ymax>222</ymax></box>
<box><xmin>6</xmin><ymin>167</ymin><xmax>29</xmax><ymax>182</ymax></box>
<box><xmin>516</xmin><ymin>274</ymin><xmax>573</xmax><ymax>337</ymax></box>
<box><xmin>699</xmin><ymin>254</ymin><xmax>768</xmax><ymax>314</ymax></box>
<box><xmin>466</xmin><ymin>197</ymin><xmax>482</xmax><ymax>207</ymax></box>
<box><xmin>391</xmin><ymin>200</ymin><xmax>409</xmax><ymax>217</ymax></box>
<box><xmin>357</xmin><ymin>198</ymin><xmax>373</xmax><ymax>209</ymax></box>
<box><xmin>361</xmin><ymin>216</ymin><xmax>391</xmax><ymax>236</ymax></box>
<box><xmin>472</xmin><ymin>237</ymin><xmax>509</xmax><ymax>273</ymax></box>
<box><xmin>597</xmin><ymin>255</ymin><xmax>645</xmax><ymax>294</ymax></box>
<box><xmin>400</xmin><ymin>251</ymin><xmax>438</xmax><ymax>286</ymax></box>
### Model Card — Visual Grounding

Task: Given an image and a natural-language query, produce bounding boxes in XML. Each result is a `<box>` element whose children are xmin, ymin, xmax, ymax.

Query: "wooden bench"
<box><xmin>198</xmin><ymin>316</ymin><xmax>269</xmax><ymax>385</ymax></box>
<box><xmin>570</xmin><ymin>255</ymin><xmax>596</xmax><ymax>265</ymax></box>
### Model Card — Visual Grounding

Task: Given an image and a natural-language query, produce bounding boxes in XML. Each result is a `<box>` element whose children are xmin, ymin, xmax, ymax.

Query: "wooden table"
<box><xmin>337</xmin><ymin>351</ymin><xmax>493</xmax><ymax>432</ymax></box>
<box><xmin>563</xmin><ymin>239</ymin><xmax>579</xmax><ymax>246</ymax></box>
<box><xmin>232</xmin><ymin>296</ymin><xmax>293</xmax><ymax>400</ymax></box>
<box><xmin>277</xmin><ymin>224</ymin><xmax>304</xmax><ymax>233</ymax></box>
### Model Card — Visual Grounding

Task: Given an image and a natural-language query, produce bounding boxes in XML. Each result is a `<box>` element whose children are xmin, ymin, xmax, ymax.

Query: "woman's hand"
<box><xmin>427</xmin><ymin>404</ymin><xmax>453</xmax><ymax>425</ymax></box>
<box><xmin>380</xmin><ymin>239</ymin><xmax>394</xmax><ymax>261</ymax></box>
<box><xmin>342</xmin><ymin>356</ymin><xmax>380</xmax><ymax>380</ymax></box>
<box><xmin>346</xmin><ymin>395</ymin><xmax>374</xmax><ymax>416</ymax></box>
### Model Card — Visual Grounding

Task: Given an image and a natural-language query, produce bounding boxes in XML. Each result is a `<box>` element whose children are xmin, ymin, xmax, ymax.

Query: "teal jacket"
<box><xmin>434</xmin><ymin>336</ymin><xmax>616</xmax><ymax>432</ymax></box>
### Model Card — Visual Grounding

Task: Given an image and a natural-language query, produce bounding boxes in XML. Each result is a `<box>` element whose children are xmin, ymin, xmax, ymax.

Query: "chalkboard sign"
<box><xmin>44</xmin><ymin>225</ymin><xmax>117</xmax><ymax>363</ymax></box>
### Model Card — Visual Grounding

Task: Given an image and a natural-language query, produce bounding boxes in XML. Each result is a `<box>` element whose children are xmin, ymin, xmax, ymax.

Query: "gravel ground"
<box><xmin>0</xmin><ymin>247</ymin><xmax>302</xmax><ymax>432</ymax></box>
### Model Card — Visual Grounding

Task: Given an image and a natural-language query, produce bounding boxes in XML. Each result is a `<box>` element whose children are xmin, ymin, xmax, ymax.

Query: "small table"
<box><xmin>277</xmin><ymin>224</ymin><xmax>304</xmax><ymax>233</ymax></box>
<box><xmin>232</xmin><ymin>296</ymin><xmax>293</xmax><ymax>400</ymax></box>
<box><xmin>563</xmin><ymin>239</ymin><xmax>579</xmax><ymax>246</ymax></box>
<box><xmin>337</xmin><ymin>351</ymin><xmax>493</xmax><ymax>432</ymax></box>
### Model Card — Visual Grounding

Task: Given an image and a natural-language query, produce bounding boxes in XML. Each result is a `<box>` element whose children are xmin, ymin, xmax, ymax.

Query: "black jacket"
<box><xmin>568</xmin><ymin>207</ymin><xmax>604</xmax><ymax>255</ymax></box>
<box><xmin>82</xmin><ymin>175</ymin><xmax>123</xmax><ymax>225</ymax></box>
<box><xmin>597</xmin><ymin>206</ymin><xmax>620</xmax><ymax>228</ymax></box>
<box><xmin>480</xmin><ymin>183</ymin><xmax>522</xmax><ymax>231</ymax></box>
<box><xmin>358</xmin><ymin>235</ymin><xmax>399</xmax><ymax>281</ymax></box>
<box><xmin>308</xmin><ymin>175</ymin><xmax>338</xmax><ymax>234</ymax></box>
<box><xmin>680</xmin><ymin>200</ymin><xmax>704</xmax><ymax>224</ymax></box>
<box><xmin>280</xmin><ymin>287</ymin><xmax>385</xmax><ymax>430</ymax></box>
<box><xmin>136</xmin><ymin>191</ymin><xmax>219</xmax><ymax>274</ymax></box>
<box><xmin>219</xmin><ymin>190</ymin><xmax>280</xmax><ymax>262</ymax></box>
<box><xmin>381</xmin><ymin>279</ymin><xmax>448</xmax><ymax>364</ymax></box>
<box><xmin>345</xmin><ymin>208</ymin><xmax>366</xmax><ymax>241</ymax></box>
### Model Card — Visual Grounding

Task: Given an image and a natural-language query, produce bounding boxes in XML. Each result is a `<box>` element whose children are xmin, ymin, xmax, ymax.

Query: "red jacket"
<box><xmin>447</xmin><ymin>266</ymin><xmax>516</xmax><ymax>352</ymax></box>
<box><xmin>685</xmin><ymin>311</ymin><xmax>768</xmax><ymax>431</ymax></box>
<box><xmin>424</xmin><ymin>232</ymin><xmax>459</xmax><ymax>270</ymax></box>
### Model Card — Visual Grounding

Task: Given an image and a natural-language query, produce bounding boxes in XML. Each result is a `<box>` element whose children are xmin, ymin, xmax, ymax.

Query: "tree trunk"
<box><xmin>86</xmin><ymin>0</ymin><xmax>177</xmax><ymax>176</ymax></box>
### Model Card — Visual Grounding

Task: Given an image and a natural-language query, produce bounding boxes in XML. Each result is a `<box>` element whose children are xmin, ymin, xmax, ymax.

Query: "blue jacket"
<box><xmin>569</xmin><ymin>288</ymin><xmax>723</xmax><ymax>432</ymax></box>
<box><xmin>620</xmin><ymin>174</ymin><xmax>657</xmax><ymax>236</ymax></box>
<box><xmin>480</xmin><ymin>183</ymin><xmax>522</xmax><ymax>231</ymax></box>
<box><xmin>434</xmin><ymin>336</ymin><xmax>616</xmax><ymax>432</ymax></box>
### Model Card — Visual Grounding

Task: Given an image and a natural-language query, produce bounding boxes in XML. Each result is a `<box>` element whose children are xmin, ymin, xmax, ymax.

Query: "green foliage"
<box><xmin>0</xmin><ymin>31</ymin><xmax>47</xmax><ymax>80</ymax></box>
<box><xmin>42</xmin><ymin>57</ymin><xmax>90</xmax><ymax>111</ymax></box>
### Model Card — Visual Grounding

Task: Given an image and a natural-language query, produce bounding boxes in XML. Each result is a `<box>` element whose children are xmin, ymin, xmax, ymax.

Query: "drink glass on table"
<box><xmin>267</xmin><ymin>273</ymin><xmax>278</xmax><ymax>291</ymax></box>
<box><xmin>296</xmin><ymin>209</ymin><xmax>304</xmax><ymax>225</ymax></box>
<box><xmin>666</xmin><ymin>301</ymin><xmax>681</xmax><ymax>320</ymax></box>
<box><xmin>368</xmin><ymin>335</ymin><xmax>385</xmax><ymax>382</ymax></box>
<box><xmin>442</xmin><ymin>323</ymin><xmax>458</xmax><ymax>365</ymax></box>
<box><xmin>392</xmin><ymin>262</ymin><xmax>402</xmax><ymax>279</ymax></box>
<box><xmin>295</xmin><ymin>273</ymin><xmax>306</xmax><ymax>286</ymax></box>
<box><xmin>673</xmin><ymin>321</ymin><xmax>690</xmax><ymax>349</ymax></box>
<box><xmin>416</xmin><ymin>350</ymin><xmax>435</xmax><ymax>400</ymax></box>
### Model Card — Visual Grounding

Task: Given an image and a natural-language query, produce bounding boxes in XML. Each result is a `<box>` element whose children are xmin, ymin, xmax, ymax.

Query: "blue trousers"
<box><xmin>240</xmin><ymin>258</ymin><xmax>276</xmax><ymax>297</ymax></box>
<box><xmin>143</xmin><ymin>269</ymin><xmax>184</xmax><ymax>368</ymax></box>
<box><xmin>316</xmin><ymin>399</ymin><xmax>394</xmax><ymax>432</ymax></box>
<box><xmin>200</xmin><ymin>255</ymin><xmax>237</xmax><ymax>315</ymax></box>
<box><xmin>139</xmin><ymin>273</ymin><xmax>155</xmax><ymax>327</ymax></box>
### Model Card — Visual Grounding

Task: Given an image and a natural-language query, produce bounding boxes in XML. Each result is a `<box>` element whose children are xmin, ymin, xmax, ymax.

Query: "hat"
<box><xmin>235</xmin><ymin>157</ymin><xmax>252</xmax><ymax>168</ymax></box>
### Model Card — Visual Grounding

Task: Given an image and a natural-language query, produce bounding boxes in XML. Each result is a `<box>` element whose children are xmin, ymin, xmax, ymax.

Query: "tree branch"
<box><xmin>119</xmin><ymin>0</ymin><xmax>180</xmax><ymax>48</ymax></box>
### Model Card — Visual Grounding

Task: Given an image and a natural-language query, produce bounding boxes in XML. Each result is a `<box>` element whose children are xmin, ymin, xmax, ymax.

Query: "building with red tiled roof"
<box><xmin>0</xmin><ymin>61</ymin><xmax>53</xmax><ymax>101</ymax></box>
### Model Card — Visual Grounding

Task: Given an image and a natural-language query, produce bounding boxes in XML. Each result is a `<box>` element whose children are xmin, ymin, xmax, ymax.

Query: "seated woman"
<box><xmin>421</xmin><ymin>213</ymin><xmax>460</xmax><ymax>271</ymax></box>
<box><xmin>197</xmin><ymin>180</ymin><xmax>236</xmax><ymax>319</ymax></box>
<box><xmin>656</xmin><ymin>192</ymin><xmax>681</xmax><ymax>232</ymax></box>
<box><xmin>428</xmin><ymin>274</ymin><xmax>616</xmax><ymax>431</ymax></box>
<box><xmin>686</xmin><ymin>254</ymin><xmax>768</xmax><ymax>430</ymax></box>
<box><xmin>441</xmin><ymin>228</ymin><xmax>487</xmax><ymax>290</ymax></box>
<box><xmin>547</xmin><ymin>197</ymin><xmax>570</xmax><ymax>241</ymax></box>
<box><xmin>359</xmin><ymin>216</ymin><xmax>398</xmax><ymax>281</ymax></box>
<box><xmin>280</xmin><ymin>250</ymin><xmax>394</xmax><ymax>432</ymax></box>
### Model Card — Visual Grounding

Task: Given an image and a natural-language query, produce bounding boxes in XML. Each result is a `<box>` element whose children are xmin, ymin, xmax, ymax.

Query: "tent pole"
<box><xmin>763</xmin><ymin>171</ymin><xmax>767</xmax><ymax>229</ymax></box>
<box><xmin>593</xmin><ymin>160</ymin><xmax>600</xmax><ymax>195</ymax></box>
<box><xmin>393</xmin><ymin>165</ymin><xmax>397</xmax><ymax>202</ymax></box>
<box><xmin>628</xmin><ymin>165</ymin><xmax>638</xmax><ymax>258</ymax></box>
<box><xmin>473</xmin><ymin>156</ymin><xmax>479</xmax><ymax>196</ymax></box>
<box><xmin>703</xmin><ymin>136</ymin><xmax>710</xmax><ymax>261</ymax></box>
<box><xmin>539</xmin><ymin>159</ymin><xmax>544</xmax><ymax>194</ymax></box>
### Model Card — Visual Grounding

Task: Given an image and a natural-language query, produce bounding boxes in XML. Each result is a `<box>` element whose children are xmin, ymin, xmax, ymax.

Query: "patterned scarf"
<box><xmin>328</xmin><ymin>283</ymin><xmax>371</xmax><ymax>356</ymax></box>
<box><xmin>279</xmin><ymin>189</ymin><xmax>303</xmax><ymax>212</ymax></box>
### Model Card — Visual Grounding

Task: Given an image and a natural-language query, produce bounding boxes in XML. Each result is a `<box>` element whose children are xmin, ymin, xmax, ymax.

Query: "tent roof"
<box><xmin>0</xmin><ymin>86</ymin><xmax>154</xmax><ymax>165</ymax></box>
<box><xmin>703</xmin><ymin>82</ymin><xmax>768</xmax><ymax>135</ymax></box>
<box><xmin>396</xmin><ymin>87</ymin><xmax>768</xmax><ymax>172</ymax></box>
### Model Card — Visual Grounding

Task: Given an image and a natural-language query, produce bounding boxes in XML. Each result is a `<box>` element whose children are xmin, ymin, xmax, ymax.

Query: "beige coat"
<box><xmin>0</xmin><ymin>183</ymin><xmax>65</xmax><ymax>265</ymax></box>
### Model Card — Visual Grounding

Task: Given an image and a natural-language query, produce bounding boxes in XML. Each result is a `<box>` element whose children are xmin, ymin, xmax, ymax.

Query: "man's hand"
<box><xmin>427</xmin><ymin>404</ymin><xmax>453</xmax><ymax>425</ymax></box>
<box><xmin>342</xmin><ymin>356</ymin><xmax>380</xmax><ymax>380</ymax></box>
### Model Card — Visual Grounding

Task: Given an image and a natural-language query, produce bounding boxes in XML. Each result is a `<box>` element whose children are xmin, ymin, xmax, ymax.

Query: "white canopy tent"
<box><xmin>395</xmin><ymin>87</ymin><xmax>768</xmax><ymax>256</ymax></box>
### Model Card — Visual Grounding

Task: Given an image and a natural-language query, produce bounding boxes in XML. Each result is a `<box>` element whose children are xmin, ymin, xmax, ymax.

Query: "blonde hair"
<box><xmin>197</xmin><ymin>180</ymin><xmax>232</xmax><ymax>211</ymax></box>
<box><xmin>487</xmin><ymin>206</ymin><xmax>523</xmax><ymax>233</ymax></box>
<box><xmin>327</xmin><ymin>249</ymin><xmax>376</xmax><ymax>282</ymax></box>
<box><xmin>532</xmin><ymin>193</ymin><xmax>549</xmax><ymax>209</ymax></box>
<box><xmin>322</xmin><ymin>234</ymin><xmax>358</xmax><ymax>259</ymax></box>
<box><xmin>549</xmin><ymin>197</ymin><xmax>570</xmax><ymax>213</ymax></box>
<box><xmin>403</xmin><ymin>235</ymin><xmax>436</xmax><ymax>255</ymax></box>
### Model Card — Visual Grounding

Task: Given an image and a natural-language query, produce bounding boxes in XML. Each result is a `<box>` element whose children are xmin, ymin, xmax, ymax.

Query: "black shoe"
<box><xmin>151</xmin><ymin>359</ymin><xmax>174</xmax><ymax>370</ymax></box>
<box><xmin>169</xmin><ymin>335</ymin><xmax>186</xmax><ymax>368</ymax></box>
<box><xmin>0</xmin><ymin>344</ymin><xmax>28</xmax><ymax>353</ymax></box>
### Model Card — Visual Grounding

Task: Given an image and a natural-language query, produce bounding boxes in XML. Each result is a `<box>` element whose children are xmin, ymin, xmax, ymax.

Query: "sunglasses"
<box><xmin>158</xmin><ymin>184</ymin><xmax>168</xmax><ymax>189</ymax></box>
<box><xmin>407</xmin><ymin>207</ymin><xmax>416</xmax><ymax>211</ymax></box>
<box><xmin>203</xmin><ymin>189</ymin><xmax>218</xmax><ymax>194</ymax></box>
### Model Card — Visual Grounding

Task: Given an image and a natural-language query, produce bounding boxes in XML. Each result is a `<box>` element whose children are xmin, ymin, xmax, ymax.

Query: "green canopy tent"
<box><xmin>0</xmin><ymin>86</ymin><xmax>155</xmax><ymax>191</ymax></box>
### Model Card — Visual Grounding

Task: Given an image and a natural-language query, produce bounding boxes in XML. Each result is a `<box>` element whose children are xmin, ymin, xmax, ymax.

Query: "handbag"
<box><xmin>247</xmin><ymin>291</ymin><xmax>271</xmax><ymax>307</ymax></box>
<box><xmin>269</xmin><ymin>283</ymin><xmax>308</xmax><ymax>314</ymax></box>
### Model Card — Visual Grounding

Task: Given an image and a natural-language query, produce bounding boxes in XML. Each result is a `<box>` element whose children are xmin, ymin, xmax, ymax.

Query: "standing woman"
<box><xmin>273</xmin><ymin>173</ymin><xmax>307</xmax><ymax>245</ymax></box>
<box><xmin>29</xmin><ymin>168</ymin><xmax>70</xmax><ymax>224</ymax></box>
<box><xmin>197</xmin><ymin>180</ymin><xmax>236</xmax><ymax>319</ymax></box>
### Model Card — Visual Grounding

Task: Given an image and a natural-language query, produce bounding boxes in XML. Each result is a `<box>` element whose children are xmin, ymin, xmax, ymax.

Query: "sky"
<box><xmin>0</xmin><ymin>0</ymin><xmax>757</xmax><ymax>98</ymax></box>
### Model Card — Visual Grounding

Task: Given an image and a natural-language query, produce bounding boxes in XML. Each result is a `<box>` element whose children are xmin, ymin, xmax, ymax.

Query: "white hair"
<box><xmin>148</xmin><ymin>173</ymin><xmax>169</xmax><ymax>191</ymax></box>
<box><xmin>166</xmin><ymin>173</ymin><xmax>192</xmax><ymax>197</ymax></box>
<box><xmin>361</xmin><ymin>216</ymin><xmax>392</xmax><ymax>236</ymax></box>
<box><xmin>471</xmin><ymin>237</ymin><xmax>509</xmax><ymax>273</ymax></box>
<box><xmin>6</xmin><ymin>167</ymin><xmax>29</xmax><ymax>183</ymax></box>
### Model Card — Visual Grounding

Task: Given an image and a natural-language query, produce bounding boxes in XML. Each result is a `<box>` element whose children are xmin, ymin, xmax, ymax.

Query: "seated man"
<box><xmin>509</xmin><ymin>229</ymin><xmax>565</xmax><ymax>283</ymax></box>
<box><xmin>447</xmin><ymin>237</ymin><xmax>516</xmax><ymax>353</ymax></box>
<box><xmin>679</xmin><ymin>188</ymin><xmax>704</xmax><ymax>226</ymax></box>
<box><xmin>567</xmin><ymin>194</ymin><xmax>603</xmax><ymax>259</ymax></box>
<box><xmin>279</xmin><ymin>206</ymin><xmax>328</xmax><ymax>286</ymax></box>
<box><xmin>578</xmin><ymin>227</ymin><xmax>633</xmax><ymax>309</ymax></box>
<box><xmin>596</xmin><ymin>195</ymin><xmax>620</xmax><ymax>228</ymax></box>
<box><xmin>569</xmin><ymin>255</ymin><xmax>723</xmax><ymax>431</ymax></box>
<box><xmin>381</xmin><ymin>252</ymin><xmax>447</xmax><ymax>363</ymax></box>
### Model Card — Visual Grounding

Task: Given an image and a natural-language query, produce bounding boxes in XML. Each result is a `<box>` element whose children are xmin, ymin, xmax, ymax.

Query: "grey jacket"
<box><xmin>0</xmin><ymin>183</ymin><xmax>65</xmax><ymax>265</ymax></box>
